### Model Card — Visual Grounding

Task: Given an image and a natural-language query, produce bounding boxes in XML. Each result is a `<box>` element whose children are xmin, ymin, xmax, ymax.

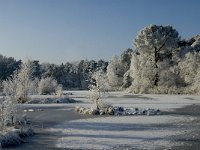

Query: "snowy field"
<box><xmin>48</xmin><ymin>91</ymin><xmax>200</xmax><ymax>150</ymax></box>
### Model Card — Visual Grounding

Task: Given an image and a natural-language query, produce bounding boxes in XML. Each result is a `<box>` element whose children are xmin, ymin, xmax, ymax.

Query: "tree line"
<box><xmin>0</xmin><ymin>55</ymin><xmax>108</xmax><ymax>90</ymax></box>
<box><xmin>1</xmin><ymin>24</ymin><xmax>200</xmax><ymax>95</ymax></box>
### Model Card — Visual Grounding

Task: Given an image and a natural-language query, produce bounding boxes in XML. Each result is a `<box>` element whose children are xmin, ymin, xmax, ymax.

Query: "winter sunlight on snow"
<box><xmin>1</xmin><ymin>0</ymin><xmax>200</xmax><ymax>149</ymax></box>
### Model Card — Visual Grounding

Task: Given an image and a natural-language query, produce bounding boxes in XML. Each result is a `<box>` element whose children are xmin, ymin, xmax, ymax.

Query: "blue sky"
<box><xmin>0</xmin><ymin>0</ymin><xmax>199</xmax><ymax>64</ymax></box>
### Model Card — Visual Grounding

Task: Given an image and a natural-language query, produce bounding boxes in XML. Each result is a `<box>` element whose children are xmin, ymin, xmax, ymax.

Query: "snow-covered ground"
<box><xmin>48</xmin><ymin>91</ymin><xmax>200</xmax><ymax>150</ymax></box>
<box><xmin>68</xmin><ymin>90</ymin><xmax>200</xmax><ymax>111</ymax></box>
<box><xmin>51</xmin><ymin>115</ymin><xmax>189</xmax><ymax>150</ymax></box>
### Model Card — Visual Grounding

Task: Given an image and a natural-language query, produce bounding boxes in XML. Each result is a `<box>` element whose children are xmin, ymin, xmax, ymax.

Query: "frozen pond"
<box><xmin>2</xmin><ymin>91</ymin><xmax>200</xmax><ymax>149</ymax></box>
<box><xmin>52</xmin><ymin>91</ymin><xmax>200</xmax><ymax>150</ymax></box>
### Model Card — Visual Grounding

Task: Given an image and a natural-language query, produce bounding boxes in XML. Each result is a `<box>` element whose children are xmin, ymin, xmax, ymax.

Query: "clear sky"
<box><xmin>0</xmin><ymin>0</ymin><xmax>200</xmax><ymax>64</ymax></box>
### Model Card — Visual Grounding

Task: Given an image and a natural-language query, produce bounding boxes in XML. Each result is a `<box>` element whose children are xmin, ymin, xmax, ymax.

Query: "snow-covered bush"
<box><xmin>75</xmin><ymin>106</ymin><xmax>81</xmax><ymax>112</ymax></box>
<box><xmin>0</xmin><ymin>100</ymin><xmax>34</xmax><ymax>148</ymax></box>
<box><xmin>56</xmin><ymin>84</ymin><xmax>63</xmax><ymax>98</ymax></box>
<box><xmin>37</xmin><ymin>77</ymin><xmax>58</xmax><ymax>95</ymax></box>
<box><xmin>0</xmin><ymin>126</ymin><xmax>34</xmax><ymax>148</ymax></box>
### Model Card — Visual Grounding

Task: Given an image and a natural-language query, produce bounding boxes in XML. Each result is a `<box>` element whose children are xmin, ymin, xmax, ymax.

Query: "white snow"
<box><xmin>50</xmin><ymin>115</ymin><xmax>190</xmax><ymax>150</ymax></box>
<box><xmin>49</xmin><ymin>91</ymin><xmax>200</xmax><ymax>150</ymax></box>
<box><xmin>67</xmin><ymin>91</ymin><xmax>200</xmax><ymax>111</ymax></box>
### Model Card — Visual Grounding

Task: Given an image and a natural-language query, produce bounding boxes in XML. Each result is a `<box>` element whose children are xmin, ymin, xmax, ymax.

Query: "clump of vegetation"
<box><xmin>75</xmin><ymin>70</ymin><xmax>112</xmax><ymax>115</ymax></box>
<box><xmin>75</xmin><ymin>69</ymin><xmax>161</xmax><ymax>116</ymax></box>
<box><xmin>75</xmin><ymin>105</ymin><xmax>160</xmax><ymax>116</ymax></box>
<box><xmin>88</xmin><ymin>70</ymin><xmax>110</xmax><ymax>110</ymax></box>
<box><xmin>2</xmin><ymin>60</ymin><xmax>33</xmax><ymax>103</ymax></box>
<box><xmin>0</xmin><ymin>60</ymin><xmax>34</xmax><ymax>148</ymax></box>
<box><xmin>26</xmin><ymin>96</ymin><xmax>76</xmax><ymax>104</ymax></box>
<box><xmin>37</xmin><ymin>77</ymin><xmax>59</xmax><ymax>95</ymax></box>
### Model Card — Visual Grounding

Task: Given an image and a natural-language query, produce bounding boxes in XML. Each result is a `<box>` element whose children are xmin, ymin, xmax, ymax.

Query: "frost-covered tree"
<box><xmin>38</xmin><ymin>77</ymin><xmax>58</xmax><ymax>95</ymax></box>
<box><xmin>129</xmin><ymin>52</ymin><xmax>156</xmax><ymax>93</ymax></box>
<box><xmin>1</xmin><ymin>73</ymin><xmax>18</xmax><ymax>130</ymax></box>
<box><xmin>0</xmin><ymin>97</ymin><xmax>17</xmax><ymax>131</ymax></box>
<box><xmin>2</xmin><ymin>71</ymin><xmax>19</xmax><ymax>98</ymax></box>
<box><xmin>177</xmin><ymin>35</ymin><xmax>200</xmax><ymax>94</ymax></box>
<box><xmin>29</xmin><ymin>78</ymin><xmax>39</xmax><ymax>95</ymax></box>
<box><xmin>191</xmin><ymin>68</ymin><xmax>200</xmax><ymax>95</ymax></box>
<box><xmin>120</xmin><ymin>48</ymin><xmax>133</xmax><ymax>69</ymax></box>
<box><xmin>131</xmin><ymin>24</ymin><xmax>180</xmax><ymax>93</ymax></box>
<box><xmin>2</xmin><ymin>59</ymin><xmax>33</xmax><ymax>103</ymax></box>
<box><xmin>178</xmin><ymin>52</ymin><xmax>200</xmax><ymax>86</ymax></box>
<box><xmin>16</xmin><ymin>60</ymin><xmax>33</xmax><ymax>103</ymax></box>
<box><xmin>0</xmin><ymin>60</ymin><xmax>32</xmax><ymax>129</ymax></box>
<box><xmin>122</xmin><ymin>70</ymin><xmax>133</xmax><ymax>89</ymax></box>
<box><xmin>107</xmin><ymin>56</ymin><xmax>126</xmax><ymax>90</ymax></box>
<box><xmin>120</xmin><ymin>49</ymin><xmax>133</xmax><ymax>89</ymax></box>
<box><xmin>89</xmin><ymin>70</ymin><xmax>109</xmax><ymax>109</ymax></box>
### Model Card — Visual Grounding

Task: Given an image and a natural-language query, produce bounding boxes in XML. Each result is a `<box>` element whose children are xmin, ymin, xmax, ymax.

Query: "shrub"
<box><xmin>38</xmin><ymin>77</ymin><xmax>58</xmax><ymax>95</ymax></box>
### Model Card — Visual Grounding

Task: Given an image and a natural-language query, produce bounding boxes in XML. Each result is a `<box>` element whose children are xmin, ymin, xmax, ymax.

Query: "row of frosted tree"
<box><xmin>0</xmin><ymin>24</ymin><xmax>200</xmax><ymax>95</ymax></box>
<box><xmin>0</xmin><ymin>56</ymin><xmax>108</xmax><ymax>90</ymax></box>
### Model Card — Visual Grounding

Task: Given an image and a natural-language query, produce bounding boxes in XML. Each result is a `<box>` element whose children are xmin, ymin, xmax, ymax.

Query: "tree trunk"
<box><xmin>154</xmin><ymin>47</ymin><xmax>159</xmax><ymax>86</ymax></box>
